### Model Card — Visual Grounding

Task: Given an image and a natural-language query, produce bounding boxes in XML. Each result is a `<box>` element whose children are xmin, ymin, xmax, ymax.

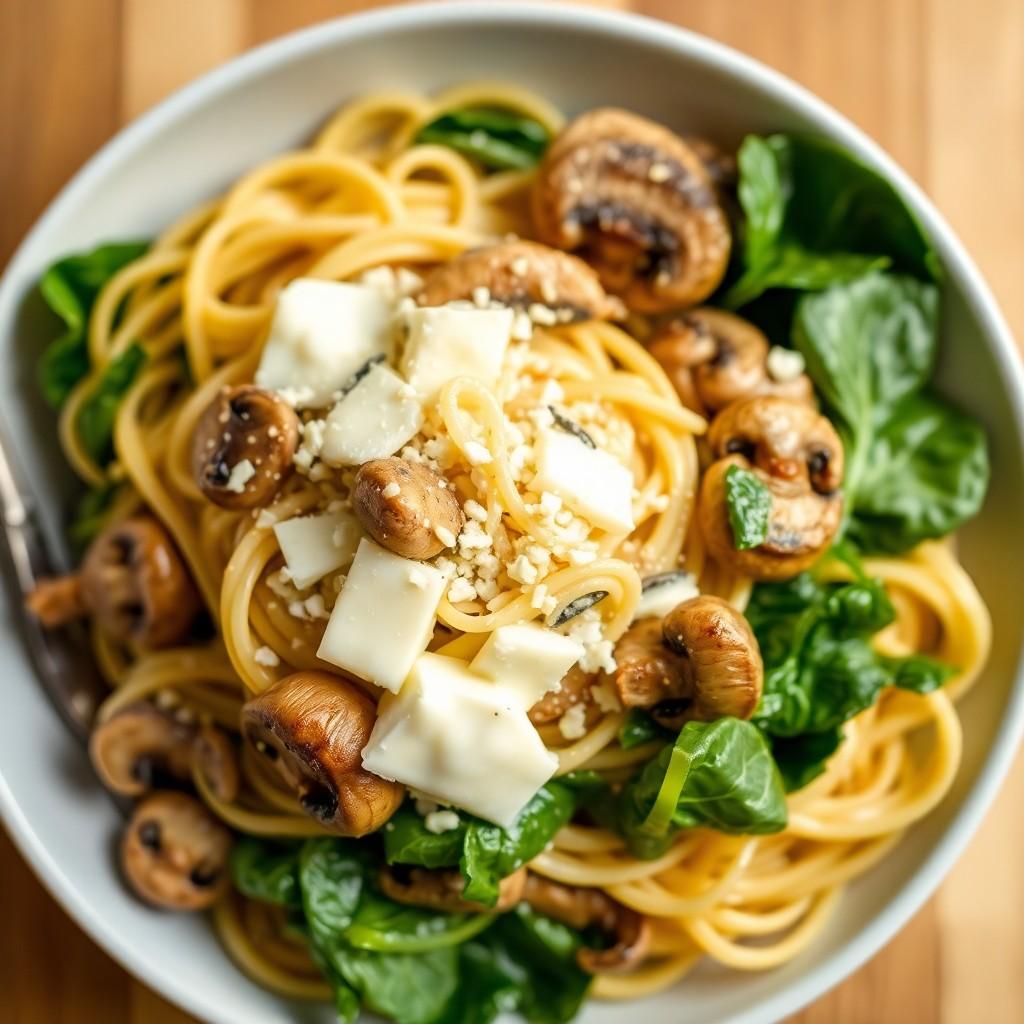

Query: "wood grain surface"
<box><xmin>1</xmin><ymin>2</ymin><xmax>1022</xmax><ymax>1022</ymax></box>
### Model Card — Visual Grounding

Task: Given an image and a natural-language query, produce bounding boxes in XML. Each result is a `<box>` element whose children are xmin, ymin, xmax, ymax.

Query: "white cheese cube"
<box><xmin>317</xmin><ymin>538</ymin><xmax>445</xmax><ymax>692</ymax></box>
<box><xmin>320</xmin><ymin>363</ymin><xmax>424</xmax><ymax>466</ymax></box>
<box><xmin>532</xmin><ymin>428</ymin><xmax>635</xmax><ymax>534</ymax></box>
<box><xmin>361</xmin><ymin>653</ymin><xmax>558</xmax><ymax>826</ymax></box>
<box><xmin>471</xmin><ymin>623</ymin><xmax>583</xmax><ymax>710</ymax></box>
<box><xmin>272</xmin><ymin>511</ymin><xmax>361</xmax><ymax>590</ymax></box>
<box><xmin>400</xmin><ymin>305</ymin><xmax>514</xmax><ymax>400</ymax></box>
<box><xmin>256</xmin><ymin>279</ymin><xmax>393</xmax><ymax>408</ymax></box>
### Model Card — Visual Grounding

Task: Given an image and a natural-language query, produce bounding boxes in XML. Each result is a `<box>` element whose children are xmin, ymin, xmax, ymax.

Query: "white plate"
<box><xmin>0</xmin><ymin>4</ymin><xmax>1022</xmax><ymax>1023</ymax></box>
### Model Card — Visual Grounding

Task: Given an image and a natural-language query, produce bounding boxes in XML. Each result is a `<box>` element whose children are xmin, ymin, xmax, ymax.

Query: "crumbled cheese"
<box><xmin>424</xmin><ymin>809</ymin><xmax>461</xmax><ymax>834</ymax></box>
<box><xmin>414</xmin><ymin>796</ymin><xmax>439</xmax><ymax>816</ymax></box>
<box><xmin>434</xmin><ymin>524</ymin><xmax>457</xmax><ymax>549</ymax></box>
<box><xmin>303</xmin><ymin>594</ymin><xmax>328</xmax><ymax>620</ymax></box>
<box><xmin>540</xmin><ymin>491</ymin><xmax>562</xmax><ymax>516</ymax></box>
<box><xmin>591</xmin><ymin>680</ymin><xmax>623</xmax><ymax>713</ymax></box>
<box><xmin>254</xmin><ymin>646</ymin><xmax>280</xmax><ymax>667</ymax></box>
<box><xmin>766</xmin><ymin>346</ymin><xmax>807</xmax><ymax>383</ymax></box>
<box><xmin>567</xmin><ymin>610</ymin><xmax>618</xmax><ymax>675</ymax></box>
<box><xmin>511</xmin><ymin>257</ymin><xmax>529</xmax><ymax>277</ymax></box>
<box><xmin>558</xmin><ymin>704</ymin><xmax>588</xmax><ymax>740</ymax></box>
<box><xmin>472</xmin><ymin>286</ymin><xmax>492</xmax><ymax>308</ymax></box>
<box><xmin>531</xmin><ymin>584</ymin><xmax>549</xmax><ymax>610</ymax></box>
<box><xmin>464</xmin><ymin>499</ymin><xmax>488</xmax><ymax>523</ymax></box>
<box><xmin>568</xmin><ymin>546</ymin><xmax>597</xmax><ymax>567</ymax></box>
<box><xmin>464</xmin><ymin>441</ymin><xmax>493</xmax><ymax>465</ymax></box>
<box><xmin>225</xmin><ymin>459</ymin><xmax>256</xmax><ymax>493</ymax></box>
<box><xmin>528</xmin><ymin>303</ymin><xmax>558</xmax><ymax>326</ymax></box>
<box><xmin>511</xmin><ymin>311</ymin><xmax>534</xmax><ymax>342</ymax></box>
<box><xmin>447</xmin><ymin>576</ymin><xmax>477</xmax><ymax>604</ymax></box>
<box><xmin>382</xmin><ymin>481</ymin><xmax>401</xmax><ymax>499</ymax></box>
<box><xmin>508</xmin><ymin>554</ymin><xmax>539</xmax><ymax>585</ymax></box>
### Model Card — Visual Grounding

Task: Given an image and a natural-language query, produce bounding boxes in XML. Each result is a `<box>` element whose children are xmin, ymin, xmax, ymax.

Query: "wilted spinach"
<box><xmin>236</xmin><ymin>834</ymin><xmax>592</xmax><ymax>1024</ymax></box>
<box><xmin>747</xmin><ymin>564</ymin><xmax>954</xmax><ymax>788</ymax></box>
<box><xmin>604</xmin><ymin>718</ymin><xmax>788</xmax><ymax>859</ymax></box>
<box><xmin>229</xmin><ymin>836</ymin><xmax>302</xmax><ymax>908</ymax></box>
<box><xmin>75</xmin><ymin>341</ymin><xmax>147</xmax><ymax>465</ymax></box>
<box><xmin>793</xmin><ymin>273</ymin><xmax>989</xmax><ymax>553</ymax></box>
<box><xmin>722</xmin><ymin>134</ymin><xmax>938</xmax><ymax>308</ymax></box>
<box><xmin>724</xmin><ymin>464</ymin><xmax>772</xmax><ymax>549</ymax></box>
<box><xmin>384</xmin><ymin>782</ymin><xmax>576</xmax><ymax>908</ymax></box>
<box><xmin>37</xmin><ymin>241</ymin><xmax>148</xmax><ymax>407</ymax></box>
<box><xmin>416</xmin><ymin>108</ymin><xmax>550</xmax><ymax>171</ymax></box>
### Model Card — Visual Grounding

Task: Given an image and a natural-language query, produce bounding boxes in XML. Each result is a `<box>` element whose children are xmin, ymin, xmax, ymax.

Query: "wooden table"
<box><xmin>1</xmin><ymin>1</ymin><xmax>1022</xmax><ymax>1021</ymax></box>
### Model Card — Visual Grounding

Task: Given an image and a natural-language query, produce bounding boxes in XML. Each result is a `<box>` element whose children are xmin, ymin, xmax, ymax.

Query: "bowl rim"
<box><xmin>1</xmin><ymin>3</ymin><xmax>1023</xmax><ymax>1023</ymax></box>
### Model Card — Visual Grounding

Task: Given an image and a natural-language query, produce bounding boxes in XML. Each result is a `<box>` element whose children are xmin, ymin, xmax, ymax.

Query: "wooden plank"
<box><xmin>0</xmin><ymin>0</ymin><xmax>122</xmax><ymax>264</ymax></box>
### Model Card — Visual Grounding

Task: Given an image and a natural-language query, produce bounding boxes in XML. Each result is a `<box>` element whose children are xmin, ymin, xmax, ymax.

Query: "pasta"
<box><xmin>31</xmin><ymin>82</ymin><xmax>991</xmax><ymax>1019</ymax></box>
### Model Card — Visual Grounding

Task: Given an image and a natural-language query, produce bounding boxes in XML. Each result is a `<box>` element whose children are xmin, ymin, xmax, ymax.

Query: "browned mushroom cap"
<box><xmin>685</xmin><ymin>136</ymin><xmax>738</xmax><ymax>192</ymax></box>
<box><xmin>612</xmin><ymin>618</ymin><xmax>691</xmax><ymax>720</ymax></box>
<box><xmin>80</xmin><ymin>516</ymin><xmax>199</xmax><ymax>649</ymax></box>
<box><xmin>191</xmin><ymin>385</ymin><xmax>300</xmax><ymax>509</ymax></box>
<box><xmin>89</xmin><ymin>703</ymin><xmax>196</xmax><ymax>796</ymax></box>
<box><xmin>25</xmin><ymin>575</ymin><xmax>88</xmax><ymax>627</ymax></box>
<box><xmin>193</xmin><ymin>725</ymin><xmax>240</xmax><ymax>804</ymax></box>
<box><xmin>699</xmin><ymin>396</ymin><xmax>844</xmax><ymax>580</ymax></box>
<box><xmin>121</xmin><ymin>791</ymin><xmax>232</xmax><ymax>910</ymax></box>
<box><xmin>352</xmin><ymin>458</ymin><xmax>465</xmax><ymax>560</ymax></box>
<box><xmin>528</xmin><ymin>664</ymin><xmax>595</xmax><ymax>726</ymax></box>
<box><xmin>416</xmin><ymin>241</ymin><xmax>625</xmax><ymax>321</ymax></box>
<box><xmin>380</xmin><ymin>865</ymin><xmax>527</xmax><ymax>913</ymax></box>
<box><xmin>532</xmin><ymin>108</ymin><xmax>731</xmax><ymax>314</ymax></box>
<box><xmin>241</xmin><ymin>671</ymin><xmax>404</xmax><ymax>835</ymax></box>
<box><xmin>660</xmin><ymin>596</ymin><xmax>763</xmax><ymax>725</ymax></box>
<box><xmin>523</xmin><ymin>874</ymin><xmax>650</xmax><ymax>974</ymax></box>
<box><xmin>648</xmin><ymin>308</ymin><xmax>813</xmax><ymax>417</ymax></box>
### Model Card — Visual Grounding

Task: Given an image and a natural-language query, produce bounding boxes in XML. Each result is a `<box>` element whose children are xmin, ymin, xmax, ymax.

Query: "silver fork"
<box><xmin>0</xmin><ymin>425</ymin><xmax>109</xmax><ymax>745</ymax></box>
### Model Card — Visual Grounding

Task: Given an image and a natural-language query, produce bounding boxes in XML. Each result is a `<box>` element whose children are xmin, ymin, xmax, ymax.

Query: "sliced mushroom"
<box><xmin>529</xmin><ymin>663</ymin><xmax>595</xmax><ymax>726</ymax></box>
<box><xmin>79</xmin><ymin>516</ymin><xmax>199</xmax><ymax>649</ymax></box>
<box><xmin>352</xmin><ymin>457</ymin><xmax>465</xmax><ymax>560</ymax></box>
<box><xmin>191</xmin><ymin>385</ymin><xmax>300</xmax><ymax>509</ymax></box>
<box><xmin>121</xmin><ymin>791</ymin><xmax>232</xmax><ymax>910</ymax></box>
<box><xmin>416</xmin><ymin>240</ymin><xmax>624</xmax><ymax>321</ymax></box>
<box><xmin>699</xmin><ymin>396</ymin><xmax>844</xmax><ymax>580</ymax></box>
<box><xmin>241</xmin><ymin>671</ymin><xmax>404</xmax><ymax>836</ymax></box>
<box><xmin>523</xmin><ymin>873</ymin><xmax>650</xmax><ymax>974</ymax></box>
<box><xmin>532</xmin><ymin>108</ymin><xmax>731</xmax><ymax>313</ymax></box>
<box><xmin>648</xmin><ymin>308</ymin><xmax>813</xmax><ymax>417</ymax></box>
<box><xmin>685</xmin><ymin>136</ymin><xmax>738</xmax><ymax>192</ymax></box>
<box><xmin>194</xmin><ymin>725</ymin><xmax>240</xmax><ymax>803</ymax></box>
<box><xmin>89</xmin><ymin>703</ymin><xmax>196</xmax><ymax>796</ymax></box>
<box><xmin>380</xmin><ymin>865</ymin><xmax>527</xmax><ymax>913</ymax></box>
<box><xmin>25</xmin><ymin>575</ymin><xmax>88</xmax><ymax>627</ymax></box>
<box><xmin>613</xmin><ymin>618</ymin><xmax>691</xmax><ymax>714</ymax></box>
<box><xmin>659</xmin><ymin>595</ymin><xmax>763</xmax><ymax>725</ymax></box>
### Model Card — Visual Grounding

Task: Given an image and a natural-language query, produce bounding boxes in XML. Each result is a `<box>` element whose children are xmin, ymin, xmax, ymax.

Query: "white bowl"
<box><xmin>1</xmin><ymin>4</ymin><xmax>1022</xmax><ymax>1023</ymax></box>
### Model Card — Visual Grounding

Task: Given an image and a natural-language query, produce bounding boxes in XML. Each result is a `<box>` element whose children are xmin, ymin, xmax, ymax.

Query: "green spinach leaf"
<box><xmin>618</xmin><ymin>709</ymin><xmax>672</xmax><ymax>751</ymax></box>
<box><xmin>76</xmin><ymin>342</ymin><xmax>147</xmax><ymax>465</ymax></box>
<box><xmin>298</xmin><ymin>838</ymin><xmax>367</xmax><ymax>951</ymax></box>
<box><xmin>68</xmin><ymin>481</ymin><xmax>121</xmax><ymax>547</ymax></box>
<box><xmin>416</xmin><ymin>108</ymin><xmax>550</xmax><ymax>171</ymax></box>
<box><xmin>460</xmin><ymin>785</ymin><xmax>575</xmax><ymax>907</ymax></box>
<box><xmin>845</xmin><ymin>393</ymin><xmax>990</xmax><ymax>554</ymax></box>
<box><xmin>344</xmin><ymin>889</ymin><xmax>494</xmax><ymax>953</ymax></box>
<box><xmin>724</xmin><ymin>464</ymin><xmax>773</xmax><ymax>549</ymax></box>
<box><xmin>609</xmin><ymin>718</ymin><xmax>787</xmax><ymax>859</ymax></box>
<box><xmin>793</xmin><ymin>274</ymin><xmax>988</xmax><ymax>552</ymax></box>
<box><xmin>722</xmin><ymin>134</ymin><xmax>938</xmax><ymax>308</ymax></box>
<box><xmin>230</xmin><ymin>837</ymin><xmax>302</xmax><ymax>908</ymax></box>
<box><xmin>384</xmin><ymin>783</ymin><xmax>577</xmax><ymax>909</ymax></box>
<box><xmin>37</xmin><ymin>241</ymin><xmax>148</xmax><ymax>407</ymax></box>
<box><xmin>747</xmin><ymin>567</ymin><xmax>955</xmax><ymax>788</ymax></box>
